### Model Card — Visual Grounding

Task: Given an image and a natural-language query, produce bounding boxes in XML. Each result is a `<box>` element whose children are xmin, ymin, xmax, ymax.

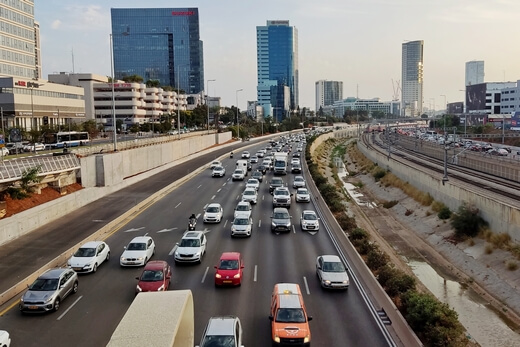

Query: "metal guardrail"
<box><xmin>0</xmin><ymin>154</ymin><xmax>80</xmax><ymax>183</ymax></box>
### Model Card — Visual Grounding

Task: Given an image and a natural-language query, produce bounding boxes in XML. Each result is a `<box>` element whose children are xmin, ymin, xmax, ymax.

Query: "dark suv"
<box><xmin>271</xmin><ymin>207</ymin><xmax>291</xmax><ymax>233</ymax></box>
<box><xmin>269</xmin><ymin>177</ymin><xmax>284</xmax><ymax>194</ymax></box>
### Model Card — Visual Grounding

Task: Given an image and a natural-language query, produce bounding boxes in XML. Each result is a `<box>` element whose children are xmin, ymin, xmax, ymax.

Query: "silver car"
<box><xmin>196</xmin><ymin>316</ymin><xmax>244</xmax><ymax>347</ymax></box>
<box><xmin>271</xmin><ymin>207</ymin><xmax>291</xmax><ymax>233</ymax></box>
<box><xmin>316</xmin><ymin>255</ymin><xmax>349</xmax><ymax>290</ymax></box>
<box><xmin>231</xmin><ymin>216</ymin><xmax>253</xmax><ymax>237</ymax></box>
<box><xmin>20</xmin><ymin>268</ymin><xmax>79</xmax><ymax>313</ymax></box>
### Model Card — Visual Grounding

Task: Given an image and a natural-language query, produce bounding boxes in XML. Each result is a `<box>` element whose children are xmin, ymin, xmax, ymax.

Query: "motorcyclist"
<box><xmin>189</xmin><ymin>213</ymin><xmax>196</xmax><ymax>221</ymax></box>
<box><xmin>230</xmin><ymin>151</ymin><xmax>234</xmax><ymax>158</ymax></box>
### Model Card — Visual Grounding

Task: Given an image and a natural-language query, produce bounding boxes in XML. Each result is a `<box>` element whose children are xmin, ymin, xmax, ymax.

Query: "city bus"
<box><xmin>43</xmin><ymin>131</ymin><xmax>90</xmax><ymax>149</ymax></box>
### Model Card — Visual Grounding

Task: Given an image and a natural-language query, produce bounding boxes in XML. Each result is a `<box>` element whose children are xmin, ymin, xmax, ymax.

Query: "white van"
<box><xmin>235</xmin><ymin>160</ymin><xmax>248</xmax><ymax>176</ymax></box>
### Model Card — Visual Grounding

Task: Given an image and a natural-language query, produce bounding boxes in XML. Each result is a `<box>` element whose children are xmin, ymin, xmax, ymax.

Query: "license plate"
<box><xmin>126</xmin><ymin>262</ymin><xmax>135</xmax><ymax>265</ymax></box>
<box><xmin>223</xmin><ymin>280</ymin><xmax>232</xmax><ymax>283</ymax></box>
<box><xmin>28</xmin><ymin>306</ymin><xmax>38</xmax><ymax>310</ymax></box>
<box><xmin>73</xmin><ymin>267</ymin><xmax>82</xmax><ymax>271</ymax></box>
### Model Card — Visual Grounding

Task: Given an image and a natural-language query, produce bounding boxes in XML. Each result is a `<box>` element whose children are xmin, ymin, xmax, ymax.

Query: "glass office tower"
<box><xmin>256</xmin><ymin>20</ymin><xmax>298</xmax><ymax>122</ymax></box>
<box><xmin>401</xmin><ymin>40</ymin><xmax>424</xmax><ymax>117</ymax></box>
<box><xmin>111</xmin><ymin>8</ymin><xmax>204</xmax><ymax>93</ymax></box>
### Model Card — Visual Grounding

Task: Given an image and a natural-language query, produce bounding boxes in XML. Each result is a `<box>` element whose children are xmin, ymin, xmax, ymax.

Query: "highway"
<box><xmin>0</xmin><ymin>139</ymin><xmax>390</xmax><ymax>346</ymax></box>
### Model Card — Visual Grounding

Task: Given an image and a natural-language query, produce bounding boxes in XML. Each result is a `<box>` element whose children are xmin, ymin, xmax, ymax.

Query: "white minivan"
<box><xmin>235</xmin><ymin>160</ymin><xmax>248</xmax><ymax>176</ymax></box>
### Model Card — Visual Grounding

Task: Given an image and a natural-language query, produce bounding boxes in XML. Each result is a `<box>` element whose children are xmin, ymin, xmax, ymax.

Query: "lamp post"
<box><xmin>176</xmin><ymin>65</ymin><xmax>186</xmax><ymax>140</ymax></box>
<box><xmin>236</xmin><ymin>89</ymin><xmax>243</xmax><ymax>139</ymax></box>
<box><xmin>440</xmin><ymin>94</ymin><xmax>447</xmax><ymax>138</ymax></box>
<box><xmin>109</xmin><ymin>33</ymin><xmax>117</xmax><ymax>151</ymax></box>
<box><xmin>28</xmin><ymin>80</ymin><xmax>44</xmax><ymax>153</ymax></box>
<box><xmin>206</xmin><ymin>79</ymin><xmax>216</xmax><ymax>134</ymax></box>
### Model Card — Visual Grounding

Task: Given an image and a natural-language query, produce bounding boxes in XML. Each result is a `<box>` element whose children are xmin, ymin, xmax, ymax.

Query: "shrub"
<box><xmin>377</xmin><ymin>264</ymin><xmax>398</xmax><ymax>288</ymax></box>
<box><xmin>405</xmin><ymin>209</ymin><xmax>413</xmax><ymax>216</ymax></box>
<box><xmin>356</xmin><ymin>239</ymin><xmax>376</xmax><ymax>255</ymax></box>
<box><xmin>382</xmin><ymin>200</ymin><xmax>398</xmax><ymax>209</ymax></box>
<box><xmin>349</xmin><ymin>228</ymin><xmax>368</xmax><ymax>241</ymax></box>
<box><xmin>336</xmin><ymin>214</ymin><xmax>357</xmax><ymax>233</ymax></box>
<box><xmin>327</xmin><ymin>199</ymin><xmax>344</xmax><ymax>213</ymax></box>
<box><xmin>386</xmin><ymin>272</ymin><xmax>416</xmax><ymax>297</ymax></box>
<box><xmin>366</xmin><ymin>248</ymin><xmax>388</xmax><ymax>271</ymax></box>
<box><xmin>506</xmin><ymin>260</ymin><xmax>518</xmax><ymax>271</ymax></box>
<box><xmin>372</xmin><ymin>167</ymin><xmax>387</xmax><ymax>181</ymax></box>
<box><xmin>451</xmin><ymin>203</ymin><xmax>488</xmax><ymax>238</ymax></box>
<box><xmin>437</xmin><ymin>206</ymin><xmax>452</xmax><ymax>220</ymax></box>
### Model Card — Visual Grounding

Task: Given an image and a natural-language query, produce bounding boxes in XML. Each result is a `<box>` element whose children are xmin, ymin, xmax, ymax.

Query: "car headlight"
<box><xmin>120</xmin><ymin>257</ymin><xmax>126</xmax><ymax>261</ymax></box>
<box><xmin>324</xmin><ymin>280</ymin><xmax>331</xmax><ymax>285</ymax></box>
<box><xmin>304</xmin><ymin>335</ymin><xmax>310</xmax><ymax>343</ymax></box>
<box><xmin>274</xmin><ymin>336</ymin><xmax>280</xmax><ymax>343</ymax></box>
<box><xmin>233</xmin><ymin>273</ymin><xmax>241</xmax><ymax>279</ymax></box>
<box><xmin>271</xmin><ymin>222</ymin><xmax>276</xmax><ymax>228</ymax></box>
<box><xmin>343</xmin><ymin>280</ymin><xmax>349</xmax><ymax>284</ymax></box>
<box><xmin>136</xmin><ymin>257</ymin><xmax>144</xmax><ymax>261</ymax></box>
<box><xmin>174</xmin><ymin>251</ymin><xmax>179</xmax><ymax>257</ymax></box>
<box><xmin>136</xmin><ymin>285</ymin><xmax>142</xmax><ymax>292</ymax></box>
<box><xmin>231</xmin><ymin>226</ymin><xmax>236</xmax><ymax>232</ymax></box>
<box><xmin>215</xmin><ymin>273</ymin><xmax>222</xmax><ymax>278</ymax></box>
<box><xmin>194</xmin><ymin>252</ymin><xmax>201</xmax><ymax>257</ymax></box>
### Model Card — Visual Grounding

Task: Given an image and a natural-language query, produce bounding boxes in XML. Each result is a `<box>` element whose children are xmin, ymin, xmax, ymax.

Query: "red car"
<box><xmin>135</xmin><ymin>260</ymin><xmax>171</xmax><ymax>294</ymax></box>
<box><xmin>214</xmin><ymin>252</ymin><xmax>244</xmax><ymax>286</ymax></box>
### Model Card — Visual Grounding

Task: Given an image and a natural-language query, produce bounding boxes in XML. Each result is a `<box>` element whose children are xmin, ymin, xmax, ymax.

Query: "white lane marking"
<box><xmin>292</xmin><ymin>225</ymin><xmax>296</xmax><ymax>233</ymax></box>
<box><xmin>203</xmin><ymin>204</ymin><xmax>209</xmax><ymax>210</ymax></box>
<box><xmin>217</xmin><ymin>188</ymin><xmax>222</xmax><ymax>193</ymax></box>
<box><xmin>175</xmin><ymin>202</ymin><xmax>181</xmax><ymax>208</ymax></box>
<box><xmin>92</xmin><ymin>219</ymin><xmax>104</xmax><ymax>222</ymax></box>
<box><xmin>254</xmin><ymin>265</ymin><xmax>258</xmax><ymax>282</ymax></box>
<box><xmin>211</xmin><ymin>195</ymin><xmax>216</xmax><ymax>200</ymax></box>
<box><xmin>201</xmin><ymin>267</ymin><xmax>209</xmax><ymax>283</ymax></box>
<box><xmin>223</xmin><ymin>182</ymin><xmax>227</xmax><ymax>186</ymax></box>
<box><xmin>224</xmin><ymin>220</ymin><xmax>228</xmax><ymax>228</ymax></box>
<box><xmin>197</xmin><ymin>184</ymin><xmax>202</xmax><ymax>189</ymax></box>
<box><xmin>157</xmin><ymin>227</ymin><xmax>177</xmax><ymax>233</ymax></box>
<box><xmin>258</xmin><ymin>220</ymin><xmax>261</xmax><ymax>228</ymax></box>
<box><xmin>262</xmin><ymin>195</ymin><xmax>264</xmax><ymax>201</ymax></box>
<box><xmin>144</xmin><ymin>232</ymin><xmax>149</xmax><ymax>236</ymax></box>
<box><xmin>168</xmin><ymin>244</ymin><xmax>178</xmax><ymax>256</ymax></box>
<box><xmin>123</xmin><ymin>227</ymin><xmax>145</xmax><ymax>233</ymax></box>
<box><xmin>57</xmin><ymin>295</ymin><xmax>83</xmax><ymax>321</ymax></box>
<box><xmin>236</xmin><ymin>195</ymin><xmax>239</xmax><ymax>200</ymax></box>
<box><xmin>196</xmin><ymin>213</ymin><xmax>201</xmax><ymax>219</ymax></box>
<box><xmin>303</xmin><ymin>277</ymin><xmax>311</xmax><ymax>295</ymax></box>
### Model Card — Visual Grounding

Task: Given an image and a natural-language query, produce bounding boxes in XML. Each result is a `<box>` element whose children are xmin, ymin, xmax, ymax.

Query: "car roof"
<box><xmin>220</xmin><ymin>252</ymin><xmax>241</xmax><ymax>260</ymax></box>
<box><xmin>303</xmin><ymin>210</ymin><xmax>316</xmax><ymax>215</ymax></box>
<box><xmin>78</xmin><ymin>241</ymin><xmax>104</xmax><ymax>248</ymax></box>
<box><xmin>143</xmin><ymin>260</ymin><xmax>169</xmax><ymax>270</ymax></box>
<box><xmin>207</xmin><ymin>203</ymin><xmax>221</xmax><ymax>208</ymax></box>
<box><xmin>129</xmin><ymin>236</ymin><xmax>151</xmax><ymax>243</ymax></box>
<box><xmin>40</xmin><ymin>268</ymin><xmax>71</xmax><ymax>279</ymax></box>
<box><xmin>273</xmin><ymin>207</ymin><xmax>289</xmax><ymax>213</ymax></box>
<box><xmin>320</xmin><ymin>254</ymin><xmax>341</xmax><ymax>262</ymax></box>
<box><xmin>183</xmin><ymin>231</ymin><xmax>203</xmax><ymax>239</ymax></box>
<box><xmin>236</xmin><ymin>201</ymin><xmax>250</xmax><ymax>207</ymax></box>
<box><xmin>244</xmin><ymin>187</ymin><xmax>256</xmax><ymax>192</ymax></box>
<box><xmin>205</xmin><ymin>316</ymin><xmax>239</xmax><ymax>335</ymax></box>
<box><xmin>297</xmin><ymin>188</ymin><xmax>308</xmax><ymax>192</ymax></box>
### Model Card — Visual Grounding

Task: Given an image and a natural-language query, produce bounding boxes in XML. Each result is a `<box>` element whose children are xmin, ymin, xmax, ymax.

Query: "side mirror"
<box><xmin>135</xmin><ymin>277</ymin><xmax>139</xmax><ymax>280</ymax></box>
<box><xmin>308</xmin><ymin>316</ymin><xmax>313</xmax><ymax>321</ymax></box>
<box><xmin>214</xmin><ymin>266</ymin><xmax>218</xmax><ymax>269</ymax></box>
<box><xmin>166</xmin><ymin>275</ymin><xmax>171</xmax><ymax>279</ymax></box>
<box><xmin>123</xmin><ymin>246</ymin><xmax>127</xmax><ymax>250</ymax></box>
<box><xmin>269</xmin><ymin>315</ymin><xmax>274</xmax><ymax>321</ymax></box>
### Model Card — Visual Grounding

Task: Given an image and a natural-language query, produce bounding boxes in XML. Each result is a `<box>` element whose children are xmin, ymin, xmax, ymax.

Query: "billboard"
<box><xmin>466</xmin><ymin>83</ymin><xmax>487</xmax><ymax>112</ymax></box>
<box><xmin>511</xmin><ymin>111</ymin><xmax>520</xmax><ymax>130</ymax></box>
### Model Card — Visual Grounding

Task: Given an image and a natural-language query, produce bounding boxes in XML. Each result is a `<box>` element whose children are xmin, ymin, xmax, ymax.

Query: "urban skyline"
<box><xmin>35</xmin><ymin>1</ymin><xmax>520</xmax><ymax>112</ymax></box>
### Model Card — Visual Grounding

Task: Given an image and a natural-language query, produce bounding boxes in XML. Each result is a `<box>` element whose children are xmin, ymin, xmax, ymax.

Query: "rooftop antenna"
<box><xmin>71</xmin><ymin>48</ymin><xmax>75</xmax><ymax>73</ymax></box>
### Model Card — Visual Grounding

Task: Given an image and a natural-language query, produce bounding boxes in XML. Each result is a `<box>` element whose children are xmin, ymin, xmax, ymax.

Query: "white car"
<box><xmin>68</xmin><ymin>241</ymin><xmax>110</xmax><ymax>273</ymax></box>
<box><xmin>300</xmin><ymin>210</ymin><xmax>319</xmax><ymax>231</ymax></box>
<box><xmin>272</xmin><ymin>187</ymin><xmax>292</xmax><ymax>208</ymax></box>
<box><xmin>204</xmin><ymin>203</ymin><xmax>223</xmax><ymax>223</ymax></box>
<box><xmin>209</xmin><ymin>160</ymin><xmax>222</xmax><ymax>169</ymax></box>
<box><xmin>250</xmin><ymin>156</ymin><xmax>259</xmax><ymax>163</ymax></box>
<box><xmin>24</xmin><ymin>142</ymin><xmax>45</xmax><ymax>152</ymax></box>
<box><xmin>234</xmin><ymin>201</ymin><xmax>252</xmax><ymax>219</ymax></box>
<box><xmin>256</xmin><ymin>151</ymin><xmax>264</xmax><ymax>158</ymax></box>
<box><xmin>0</xmin><ymin>147</ymin><xmax>8</xmax><ymax>156</ymax></box>
<box><xmin>197</xmin><ymin>316</ymin><xmax>243</xmax><ymax>347</ymax></box>
<box><xmin>174</xmin><ymin>231</ymin><xmax>207</xmax><ymax>264</ymax></box>
<box><xmin>293</xmin><ymin>176</ymin><xmax>306</xmax><ymax>189</ymax></box>
<box><xmin>232</xmin><ymin>169</ymin><xmax>245</xmax><ymax>181</ymax></box>
<box><xmin>291</xmin><ymin>158</ymin><xmax>300</xmax><ymax>165</ymax></box>
<box><xmin>296</xmin><ymin>188</ymin><xmax>311</xmax><ymax>202</ymax></box>
<box><xmin>231</xmin><ymin>216</ymin><xmax>253</xmax><ymax>237</ymax></box>
<box><xmin>241</xmin><ymin>187</ymin><xmax>258</xmax><ymax>204</ymax></box>
<box><xmin>245</xmin><ymin>178</ymin><xmax>260</xmax><ymax>191</ymax></box>
<box><xmin>0</xmin><ymin>330</ymin><xmax>10</xmax><ymax>347</ymax></box>
<box><xmin>262</xmin><ymin>158</ymin><xmax>273</xmax><ymax>168</ymax></box>
<box><xmin>316</xmin><ymin>255</ymin><xmax>349</xmax><ymax>290</ymax></box>
<box><xmin>120</xmin><ymin>236</ymin><xmax>156</xmax><ymax>267</ymax></box>
<box><xmin>241</xmin><ymin>151</ymin><xmax>250</xmax><ymax>159</ymax></box>
<box><xmin>212</xmin><ymin>166</ymin><xmax>226</xmax><ymax>177</ymax></box>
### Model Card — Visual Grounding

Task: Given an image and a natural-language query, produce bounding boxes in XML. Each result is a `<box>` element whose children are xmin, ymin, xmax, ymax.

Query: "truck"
<box><xmin>235</xmin><ymin>159</ymin><xmax>249</xmax><ymax>176</ymax></box>
<box><xmin>273</xmin><ymin>153</ymin><xmax>288</xmax><ymax>175</ymax></box>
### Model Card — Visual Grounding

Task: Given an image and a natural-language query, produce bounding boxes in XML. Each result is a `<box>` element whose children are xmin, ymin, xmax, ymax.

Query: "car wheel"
<box><xmin>53</xmin><ymin>298</ymin><xmax>61</xmax><ymax>312</ymax></box>
<box><xmin>72</xmin><ymin>281</ymin><xmax>79</xmax><ymax>294</ymax></box>
<box><xmin>92</xmin><ymin>263</ymin><xmax>98</xmax><ymax>273</ymax></box>
<box><xmin>106</xmin><ymin>252</ymin><xmax>110</xmax><ymax>261</ymax></box>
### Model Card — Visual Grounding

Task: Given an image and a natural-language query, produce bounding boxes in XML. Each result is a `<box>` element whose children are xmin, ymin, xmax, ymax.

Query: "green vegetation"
<box><xmin>4</xmin><ymin>166</ymin><xmax>42</xmax><ymax>200</ymax></box>
<box><xmin>451</xmin><ymin>203</ymin><xmax>488</xmax><ymax>238</ymax></box>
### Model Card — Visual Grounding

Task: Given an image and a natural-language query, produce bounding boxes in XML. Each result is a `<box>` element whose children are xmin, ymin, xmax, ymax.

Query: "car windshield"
<box><xmin>74</xmin><ymin>247</ymin><xmax>96</xmax><ymax>257</ymax></box>
<box><xmin>127</xmin><ymin>242</ymin><xmax>146</xmax><ymax>251</ymax></box>
<box><xmin>29</xmin><ymin>278</ymin><xmax>59</xmax><ymax>291</ymax></box>
<box><xmin>274</xmin><ymin>190</ymin><xmax>288</xmax><ymax>196</ymax></box>
<box><xmin>214</xmin><ymin>166</ymin><xmax>223</xmax><ymax>171</ymax></box>
<box><xmin>244</xmin><ymin>190</ymin><xmax>255</xmax><ymax>196</ymax></box>
<box><xmin>202</xmin><ymin>335</ymin><xmax>235</xmax><ymax>347</ymax></box>
<box><xmin>272</xmin><ymin>179</ymin><xmax>282</xmax><ymax>184</ymax></box>
<box><xmin>234</xmin><ymin>218</ymin><xmax>249</xmax><ymax>225</ymax></box>
<box><xmin>236</xmin><ymin>205</ymin><xmax>250</xmax><ymax>211</ymax></box>
<box><xmin>297</xmin><ymin>189</ymin><xmax>308</xmax><ymax>194</ymax></box>
<box><xmin>304</xmin><ymin>213</ymin><xmax>317</xmax><ymax>220</ymax></box>
<box><xmin>219</xmin><ymin>259</ymin><xmax>239</xmax><ymax>270</ymax></box>
<box><xmin>206</xmin><ymin>206</ymin><xmax>220</xmax><ymax>213</ymax></box>
<box><xmin>180</xmin><ymin>239</ymin><xmax>200</xmax><ymax>247</ymax></box>
<box><xmin>275</xmin><ymin>308</ymin><xmax>306</xmax><ymax>323</ymax></box>
<box><xmin>140</xmin><ymin>270</ymin><xmax>164</xmax><ymax>281</ymax></box>
<box><xmin>234</xmin><ymin>170</ymin><xmax>243</xmax><ymax>174</ymax></box>
<box><xmin>295</xmin><ymin>178</ymin><xmax>304</xmax><ymax>182</ymax></box>
<box><xmin>274</xmin><ymin>212</ymin><xmax>289</xmax><ymax>219</ymax></box>
<box><xmin>323</xmin><ymin>261</ymin><xmax>346</xmax><ymax>272</ymax></box>
<box><xmin>247</xmin><ymin>180</ymin><xmax>257</xmax><ymax>184</ymax></box>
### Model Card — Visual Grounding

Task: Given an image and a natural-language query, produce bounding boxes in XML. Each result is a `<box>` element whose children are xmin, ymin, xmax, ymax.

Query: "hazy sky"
<box><xmin>36</xmin><ymin>0</ymin><xmax>520</xmax><ymax>112</ymax></box>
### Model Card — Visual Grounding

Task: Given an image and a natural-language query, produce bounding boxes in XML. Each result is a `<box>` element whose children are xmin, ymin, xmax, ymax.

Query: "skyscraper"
<box><xmin>465</xmin><ymin>60</ymin><xmax>484</xmax><ymax>86</ymax></box>
<box><xmin>256</xmin><ymin>20</ymin><xmax>298</xmax><ymax>122</ymax></box>
<box><xmin>111</xmin><ymin>8</ymin><xmax>204</xmax><ymax>94</ymax></box>
<box><xmin>315</xmin><ymin>80</ymin><xmax>343</xmax><ymax>112</ymax></box>
<box><xmin>401</xmin><ymin>40</ymin><xmax>424</xmax><ymax>117</ymax></box>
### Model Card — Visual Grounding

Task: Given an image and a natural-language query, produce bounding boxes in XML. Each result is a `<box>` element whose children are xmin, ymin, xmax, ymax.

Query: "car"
<box><xmin>296</xmin><ymin>188</ymin><xmax>311</xmax><ymax>202</ymax></box>
<box><xmin>250</xmin><ymin>155</ymin><xmax>258</xmax><ymax>163</ymax></box>
<box><xmin>174</xmin><ymin>231</ymin><xmax>207</xmax><ymax>264</ymax></box>
<box><xmin>262</xmin><ymin>158</ymin><xmax>273</xmax><ymax>169</ymax></box>
<box><xmin>120</xmin><ymin>236</ymin><xmax>156</xmax><ymax>267</ymax></box>
<box><xmin>0</xmin><ymin>330</ymin><xmax>10</xmax><ymax>347</ymax></box>
<box><xmin>252</xmin><ymin>170</ymin><xmax>263</xmax><ymax>182</ymax></box>
<box><xmin>0</xmin><ymin>147</ymin><xmax>8</xmax><ymax>156</ymax></box>
<box><xmin>291</xmin><ymin>162</ymin><xmax>302</xmax><ymax>173</ymax></box>
<box><xmin>245</xmin><ymin>178</ymin><xmax>260</xmax><ymax>191</ymax></box>
<box><xmin>241</xmin><ymin>187</ymin><xmax>258</xmax><ymax>204</ymax></box>
<box><xmin>209</xmin><ymin>160</ymin><xmax>222</xmax><ymax>169</ymax></box>
<box><xmin>256</xmin><ymin>151</ymin><xmax>265</xmax><ymax>158</ymax></box>
<box><xmin>67</xmin><ymin>241</ymin><xmax>110</xmax><ymax>273</ymax></box>
<box><xmin>231</xmin><ymin>216</ymin><xmax>253</xmax><ymax>237</ymax></box>
<box><xmin>293</xmin><ymin>176</ymin><xmax>306</xmax><ymax>189</ymax></box>
<box><xmin>203</xmin><ymin>203</ymin><xmax>223</xmax><ymax>223</ymax></box>
<box><xmin>241</xmin><ymin>151</ymin><xmax>250</xmax><ymax>159</ymax></box>
<box><xmin>232</xmin><ymin>169</ymin><xmax>246</xmax><ymax>181</ymax></box>
<box><xmin>257</xmin><ymin>164</ymin><xmax>268</xmax><ymax>174</ymax></box>
<box><xmin>214</xmin><ymin>252</ymin><xmax>245</xmax><ymax>286</ymax></box>
<box><xmin>291</xmin><ymin>158</ymin><xmax>300</xmax><ymax>165</ymax></box>
<box><xmin>212</xmin><ymin>166</ymin><xmax>226</xmax><ymax>177</ymax></box>
<box><xmin>19</xmin><ymin>268</ymin><xmax>78</xmax><ymax>313</ymax></box>
<box><xmin>272</xmin><ymin>187</ymin><xmax>292</xmax><ymax>208</ymax></box>
<box><xmin>24</xmin><ymin>142</ymin><xmax>45</xmax><ymax>152</ymax></box>
<box><xmin>234</xmin><ymin>201</ymin><xmax>252</xmax><ymax>219</ymax></box>
<box><xmin>135</xmin><ymin>260</ymin><xmax>171</xmax><ymax>294</ymax></box>
<box><xmin>488</xmin><ymin>148</ymin><xmax>508</xmax><ymax>156</ymax></box>
<box><xmin>292</xmin><ymin>152</ymin><xmax>301</xmax><ymax>158</ymax></box>
<box><xmin>196</xmin><ymin>316</ymin><xmax>244</xmax><ymax>347</ymax></box>
<box><xmin>269</xmin><ymin>177</ymin><xmax>284</xmax><ymax>194</ymax></box>
<box><xmin>300</xmin><ymin>210</ymin><xmax>319</xmax><ymax>231</ymax></box>
<box><xmin>271</xmin><ymin>207</ymin><xmax>291</xmax><ymax>233</ymax></box>
<box><xmin>246</xmin><ymin>160</ymin><xmax>252</xmax><ymax>171</ymax></box>
<box><xmin>316</xmin><ymin>255</ymin><xmax>349</xmax><ymax>290</ymax></box>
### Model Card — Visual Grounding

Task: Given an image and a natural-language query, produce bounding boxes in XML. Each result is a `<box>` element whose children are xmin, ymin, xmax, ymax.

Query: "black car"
<box><xmin>269</xmin><ymin>177</ymin><xmax>284</xmax><ymax>194</ymax></box>
<box><xmin>252</xmin><ymin>170</ymin><xmax>263</xmax><ymax>182</ymax></box>
<box><xmin>247</xmin><ymin>160</ymin><xmax>252</xmax><ymax>171</ymax></box>
<box><xmin>292</xmin><ymin>152</ymin><xmax>300</xmax><ymax>158</ymax></box>
<box><xmin>257</xmin><ymin>164</ymin><xmax>268</xmax><ymax>174</ymax></box>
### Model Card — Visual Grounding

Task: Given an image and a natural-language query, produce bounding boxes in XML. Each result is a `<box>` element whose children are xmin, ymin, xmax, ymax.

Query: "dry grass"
<box><xmin>481</xmin><ymin>229</ymin><xmax>511</xmax><ymax>249</ymax></box>
<box><xmin>380</xmin><ymin>172</ymin><xmax>433</xmax><ymax>206</ymax></box>
<box><xmin>484</xmin><ymin>244</ymin><xmax>494</xmax><ymax>254</ymax></box>
<box><xmin>431</xmin><ymin>201</ymin><xmax>446</xmax><ymax>213</ymax></box>
<box><xmin>468</xmin><ymin>239</ymin><xmax>475</xmax><ymax>246</ymax></box>
<box><xmin>506</xmin><ymin>260</ymin><xmax>518</xmax><ymax>271</ymax></box>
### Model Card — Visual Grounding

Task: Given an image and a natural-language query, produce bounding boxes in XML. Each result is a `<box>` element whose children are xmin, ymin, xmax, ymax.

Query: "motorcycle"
<box><xmin>188</xmin><ymin>218</ymin><xmax>197</xmax><ymax>231</ymax></box>
<box><xmin>230</xmin><ymin>151</ymin><xmax>234</xmax><ymax>158</ymax></box>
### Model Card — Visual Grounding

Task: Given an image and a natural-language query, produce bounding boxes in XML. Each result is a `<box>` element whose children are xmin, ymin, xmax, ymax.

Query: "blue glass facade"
<box><xmin>256</xmin><ymin>20</ymin><xmax>298</xmax><ymax>122</ymax></box>
<box><xmin>111</xmin><ymin>8</ymin><xmax>204</xmax><ymax>94</ymax></box>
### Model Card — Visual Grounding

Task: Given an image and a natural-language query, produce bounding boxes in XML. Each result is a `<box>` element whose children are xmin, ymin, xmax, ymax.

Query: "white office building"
<box><xmin>315</xmin><ymin>80</ymin><xmax>343</xmax><ymax>112</ymax></box>
<box><xmin>401</xmin><ymin>40</ymin><xmax>424</xmax><ymax>117</ymax></box>
<box><xmin>465</xmin><ymin>60</ymin><xmax>485</xmax><ymax>86</ymax></box>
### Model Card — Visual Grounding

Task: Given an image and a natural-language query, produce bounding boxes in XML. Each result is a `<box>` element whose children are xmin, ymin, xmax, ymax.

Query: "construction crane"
<box><xmin>391</xmin><ymin>79</ymin><xmax>401</xmax><ymax>101</ymax></box>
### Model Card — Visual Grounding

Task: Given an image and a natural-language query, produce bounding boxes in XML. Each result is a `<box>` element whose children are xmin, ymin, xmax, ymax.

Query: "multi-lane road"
<box><xmin>0</xmin><ymin>139</ymin><xmax>391</xmax><ymax>346</ymax></box>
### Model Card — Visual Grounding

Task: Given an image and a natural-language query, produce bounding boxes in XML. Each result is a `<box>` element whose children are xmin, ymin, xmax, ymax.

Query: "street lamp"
<box><xmin>236</xmin><ymin>89</ymin><xmax>243</xmax><ymax>139</ymax></box>
<box><xmin>206</xmin><ymin>79</ymin><xmax>216</xmax><ymax>134</ymax></box>
<box><xmin>28</xmin><ymin>80</ymin><xmax>44</xmax><ymax>153</ymax></box>
<box><xmin>176</xmin><ymin>65</ymin><xmax>187</xmax><ymax>140</ymax></box>
<box><xmin>109</xmin><ymin>33</ymin><xmax>117</xmax><ymax>151</ymax></box>
<box><xmin>440</xmin><ymin>94</ymin><xmax>447</xmax><ymax>138</ymax></box>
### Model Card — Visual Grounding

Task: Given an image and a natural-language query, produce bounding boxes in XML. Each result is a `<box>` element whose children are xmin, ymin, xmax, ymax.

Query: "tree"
<box><xmin>145</xmin><ymin>79</ymin><xmax>160</xmax><ymax>88</ymax></box>
<box><xmin>82</xmin><ymin>120</ymin><xmax>99</xmax><ymax>140</ymax></box>
<box><xmin>122</xmin><ymin>75</ymin><xmax>144</xmax><ymax>83</ymax></box>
